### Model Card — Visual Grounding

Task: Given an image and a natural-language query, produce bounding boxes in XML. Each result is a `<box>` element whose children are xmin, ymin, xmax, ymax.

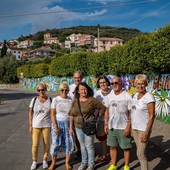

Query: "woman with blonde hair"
<box><xmin>29</xmin><ymin>83</ymin><xmax>51</xmax><ymax>170</ymax></box>
<box><xmin>48</xmin><ymin>82</ymin><xmax>73</xmax><ymax>170</ymax></box>
<box><xmin>131</xmin><ymin>74</ymin><xmax>155</xmax><ymax>170</ymax></box>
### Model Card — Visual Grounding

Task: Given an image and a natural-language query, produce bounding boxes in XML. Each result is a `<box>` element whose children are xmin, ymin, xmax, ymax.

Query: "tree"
<box><xmin>0</xmin><ymin>55</ymin><xmax>19</xmax><ymax>83</ymax></box>
<box><xmin>0</xmin><ymin>40</ymin><xmax>7</xmax><ymax>58</ymax></box>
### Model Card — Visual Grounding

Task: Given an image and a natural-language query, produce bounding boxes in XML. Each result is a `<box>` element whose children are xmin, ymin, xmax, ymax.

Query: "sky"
<box><xmin>0</xmin><ymin>0</ymin><xmax>170</xmax><ymax>41</ymax></box>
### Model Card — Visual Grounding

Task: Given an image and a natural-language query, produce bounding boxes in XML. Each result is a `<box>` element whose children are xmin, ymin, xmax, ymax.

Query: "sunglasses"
<box><xmin>111</xmin><ymin>82</ymin><xmax>119</xmax><ymax>85</ymax></box>
<box><xmin>99</xmin><ymin>81</ymin><xmax>107</xmax><ymax>84</ymax></box>
<box><xmin>61</xmin><ymin>89</ymin><xmax>69</xmax><ymax>92</ymax></box>
<box><xmin>37</xmin><ymin>89</ymin><xmax>45</xmax><ymax>92</ymax></box>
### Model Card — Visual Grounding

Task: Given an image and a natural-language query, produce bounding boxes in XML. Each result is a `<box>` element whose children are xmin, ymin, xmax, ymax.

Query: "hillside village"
<box><xmin>0</xmin><ymin>26</ymin><xmax>142</xmax><ymax>60</ymax></box>
<box><xmin>0</xmin><ymin>24</ymin><xmax>169</xmax><ymax>85</ymax></box>
<box><xmin>0</xmin><ymin>32</ymin><xmax>124</xmax><ymax>60</ymax></box>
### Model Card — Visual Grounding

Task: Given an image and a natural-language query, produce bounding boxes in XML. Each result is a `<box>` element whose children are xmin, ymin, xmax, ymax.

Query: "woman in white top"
<box><xmin>131</xmin><ymin>74</ymin><xmax>155</xmax><ymax>170</ymax></box>
<box><xmin>95</xmin><ymin>75</ymin><xmax>111</xmax><ymax>162</ymax></box>
<box><xmin>29</xmin><ymin>83</ymin><xmax>51</xmax><ymax>170</ymax></box>
<box><xmin>48</xmin><ymin>82</ymin><xmax>73</xmax><ymax>170</ymax></box>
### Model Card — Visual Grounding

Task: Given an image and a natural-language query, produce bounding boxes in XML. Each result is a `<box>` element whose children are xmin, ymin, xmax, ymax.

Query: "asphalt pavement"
<box><xmin>0</xmin><ymin>87</ymin><xmax>170</xmax><ymax>170</ymax></box>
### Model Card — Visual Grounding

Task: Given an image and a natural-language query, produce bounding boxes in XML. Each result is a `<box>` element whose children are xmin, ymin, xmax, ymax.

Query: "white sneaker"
<box><xmin>31</xmin><ymin>161</ymin><xmax>37</xmax><ymax>170</ymax></box>
<box><xmin>86</xmin><ymin>164</ymin><xmax>94</xmax><ymax>170</ymax></box>
<box><xmin>78</xmin><ymin>163</ymin><xmax>88</xmax><ymax>170</ymax></box>
<box><xmin>43</xmin><ymin>160</ymin><xmax>48</xmax><ymax>169</ymax></box>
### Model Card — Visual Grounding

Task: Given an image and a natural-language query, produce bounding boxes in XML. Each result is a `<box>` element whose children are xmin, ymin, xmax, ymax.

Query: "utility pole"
<box><xmin>97</xmin><ymin>28</ymin><xmax>99</xmax><ymax>53</ymax></box>
<box><xmin>70</xmin><ymin>44</ymin><xmax>71</xmax><ymax>53</ymax></box>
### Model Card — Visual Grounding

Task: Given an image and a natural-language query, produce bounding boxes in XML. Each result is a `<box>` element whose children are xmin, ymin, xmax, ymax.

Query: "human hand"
<box><xmin>70</xmin><ymin>128</ymin><xmax>74</xmax><ymax>136</ymax></box>
<box><xmin>104</xmin><ymin>124</ymin><xmax>109</xmax><ymax>134</ymax></box>
<box><xmin>54</xmin><ymin>125</ymin><xmax>60</xmax><ymax>135</ymax></box>
<box><xmin>140</xmin><ymin>133</ymin><xmax>147</xmax><ymax>143</ymax></box>
<box><xmin>29</xmin><ymin>126</ymin><xmax>33</xmax><ymax>134</ymax></box>
<box><xmin>124</xmin><ymin>127</ymin><xmax>131</xmax><ymax>137</ymax></box>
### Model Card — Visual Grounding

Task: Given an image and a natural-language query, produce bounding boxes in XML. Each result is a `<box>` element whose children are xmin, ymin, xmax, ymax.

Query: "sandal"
<box><xmin>66</xmin><ymin>163</ymin><xmax>72</xmax><ymax>170</ymax></box>
<box><xmin>96</xmin><ymin>156</ymin><xmax>107</xmax><ymax>163</ymax></box>
<box><xmin>48</xmin><ymin>163</ymin><xmax>55</xmax><ymax>170</ymax></box>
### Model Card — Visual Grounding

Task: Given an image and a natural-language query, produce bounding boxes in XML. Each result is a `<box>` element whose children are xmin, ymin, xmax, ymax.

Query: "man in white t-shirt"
<box><xmin>68</xmin><ymin>71</ymin><xmax>83</xmax><ymax>159</ymax></box>
<box><xmin>104</xmin><ymin>77</ymin><xmax>132</xmax><ymax>170</ymax></box>
<box><xmin>68</xmin><ymin>71</ymin><xmax>83</xmax><ymax>99</ymax></box>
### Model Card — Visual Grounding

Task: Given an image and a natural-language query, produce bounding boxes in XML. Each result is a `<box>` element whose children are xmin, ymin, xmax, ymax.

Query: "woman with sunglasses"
<box><xmin>48</xmin><ymin>82</ymin><xmax>73</xmax><ymax>170</ymax></box>
<box><xmin>95</xmin><ymin>75</ymin><xmax>111</xmax><ymax>163</ymax></box>
<box><xmin>29</xmin><ymin>83</ymin><xmax>51</xmax><ymax>170</ymax></box>
<box><xmin>131</xmin><ymin>74</ymin><xmax>155</xmax><ymax>170</ymax></box>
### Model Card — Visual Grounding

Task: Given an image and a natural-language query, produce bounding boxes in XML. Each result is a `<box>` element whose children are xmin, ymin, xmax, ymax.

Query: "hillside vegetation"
<box><xmin>16</xmin><ymin>24</ymin><xmax>170</xmax><ymax>79</ymax></box>
<box><xmin>0</xmin><ymin>24</ymin><xmax>169</xmax><ymax>83</ymax></box>
<box><xmin>18</xmin><ymin>25</ymin><xmax>143</xmax><ymax>42</ymax></box>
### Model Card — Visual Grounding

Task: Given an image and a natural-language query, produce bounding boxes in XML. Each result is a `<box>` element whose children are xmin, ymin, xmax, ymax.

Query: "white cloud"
<box><xmin>82</xmin><ymin>9</ymin><xmax>108</xmax><ymax>17</ymax></box>
<box><xmin>84</xmin><ymin>0</ymin><xmax>125</xmax><ymax>4</ymax></box>
<box><xmin>31</xmin><ymin>7</ymin><xmax>108</xmax><ymax>33</ymax></box>
<box><xmin>0</xmin><ymin>0</ymin><xmax>169</xmax><ymax>40</ymax></box>
<box><xmin>0</xmin><ymin>0</ymin><xmax>108</xmax><ymax>34</ymax></box>
<box><xmin>82</xmin><ymin>0</ymin><xmax>131</xmax><ymax>5</ymax></box>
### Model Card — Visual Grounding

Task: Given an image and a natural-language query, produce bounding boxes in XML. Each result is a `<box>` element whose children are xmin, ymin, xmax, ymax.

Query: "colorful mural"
<box><xmin>22</xmin><ymin>74</ymin><xmax>170</xmax><ymax>123</ymax></box>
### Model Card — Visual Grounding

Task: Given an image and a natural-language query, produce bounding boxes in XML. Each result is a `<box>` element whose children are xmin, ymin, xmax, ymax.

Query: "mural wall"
<box><xmin>22</xmin><ymin>74</ymin><xmax>170</xmax><ymax>123</ymax></box>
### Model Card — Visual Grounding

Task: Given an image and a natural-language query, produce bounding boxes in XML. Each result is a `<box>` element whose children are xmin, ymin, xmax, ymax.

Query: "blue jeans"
<box><xmin>75</xmin><ymin>128</ymin><xmax>95</xmax><ymax>165</ymax></box>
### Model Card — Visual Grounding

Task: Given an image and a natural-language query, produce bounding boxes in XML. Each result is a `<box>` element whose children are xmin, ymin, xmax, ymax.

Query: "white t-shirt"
<box><xmin>95</xmin><ymin>89</ymin><xmax>111</xmax><ymax>106</ymax></box>
<box><xmin>68</xmin><ymin>83</ymin><xmax>77</xmax><ymax>99</ymax></box>
<box><xmin>51</xmin><ymin>96</ymin><xmax>72</xmax><ymax>121</ymax></box>
<box><xmin>94</xmin><ymin>89</ymin><xmax>111</xmax><ymax>120</ymax></box>
<box><xmin>105</xmin><ymin>90</ymin><xmax>132</xmax><ymax>130</ymax></box>
<box><xmin>131</xmin><ymin>92</ymin><xmax>155</xmax><ymax>131</ymax></box>
<box><xmin>29</xmin><ymin>97</ymin><xmax>51</xmax><ymax>128</ymax></box>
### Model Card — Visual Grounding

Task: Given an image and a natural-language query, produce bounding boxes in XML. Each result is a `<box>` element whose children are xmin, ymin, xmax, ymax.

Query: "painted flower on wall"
<box><xmin>128</xmin><ymin>87</ymin><xmax>137</xmax><ymax>97</ymax></box>
<box><xmin>152</xmin><ymin>89</ymin><xmax>170</xmax><ymax>117</ymax></box>
<box><xmin>121</xmin><ymin>76</ymin><xmax>130</xmax><ymax>90</ymax></box>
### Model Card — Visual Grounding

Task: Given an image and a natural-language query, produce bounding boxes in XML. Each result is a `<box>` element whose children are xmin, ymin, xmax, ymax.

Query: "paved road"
<box><xmin>0</xmin><ymin>88</ymin><xmax>170</xmax><ymax>170</ymax></box>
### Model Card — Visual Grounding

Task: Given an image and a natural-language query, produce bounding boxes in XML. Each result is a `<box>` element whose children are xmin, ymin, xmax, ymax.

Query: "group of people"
<box><xmin>28</xmin><ymin>71</ymin><xmax>155</xmax><ymax>170</ymax></box>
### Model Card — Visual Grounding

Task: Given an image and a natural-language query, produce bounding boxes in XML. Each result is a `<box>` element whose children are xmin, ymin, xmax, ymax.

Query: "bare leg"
<box><xmin>66</xmin><ymin>153</ymin><xmax>72</xmax><ymax>170</ymax></box>
<box><xmin>101</xmin><ymin>140</ymin><xmax>107</xmax><ymax>158</ymax></box>
<box><xmin>48</xmin><ymin>156</ymin><xmax>56</xmax><ymax>170</ymax></box>
<box><xmin>66</xmin><ymin>153</ymin><xmax>71</xmax><ymax>165</ymax></box>
<box><xmin>110</xmin><ymin>146</ymin><xmax>117</xmax><ymax>165</ymax></box>
<box><xmin>124</xmin><ymin>149</ymin><xmax>131</xmax><ymax>166</ymax></box>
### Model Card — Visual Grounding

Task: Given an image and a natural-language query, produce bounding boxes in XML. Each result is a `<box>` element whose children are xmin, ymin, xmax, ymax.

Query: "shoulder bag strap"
<box><xmin>32</xmin><ymin>97</ymin><xmax>37</xmax><ymax>113</ymax></box>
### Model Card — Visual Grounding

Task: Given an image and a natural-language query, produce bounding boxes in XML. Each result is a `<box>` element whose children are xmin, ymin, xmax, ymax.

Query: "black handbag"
<box><xmin>77</xmin><ymin>99</ymin><xmax>97</xmax><ymax>136</ymax></box>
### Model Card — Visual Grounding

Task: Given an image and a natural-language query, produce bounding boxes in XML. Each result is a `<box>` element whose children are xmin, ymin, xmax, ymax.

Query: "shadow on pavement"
<box><xmin>0</xmin><ymin>91</ymin><xmax>36</xmax><ymax>101</ymax></box>
<box><xmin>94</xmin><ymin>138</ymin><xmax>170</xmax><ymax>170</ymax></box>
<box><xmin>148</xmin><ymin>136</ymin><xmax>170</xmax><ymax>170</ymax></box>
<box><xmin>94</xmin><ymin>141</ymin><xmax>139</xmax><ymax>170</ymax></box>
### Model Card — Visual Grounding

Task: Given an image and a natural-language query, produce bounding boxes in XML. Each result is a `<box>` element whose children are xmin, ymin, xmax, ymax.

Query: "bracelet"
<box><xmin>104</xmin><ymin>123</ymin><xmax>108</xmax><ymax>125</ymax></box>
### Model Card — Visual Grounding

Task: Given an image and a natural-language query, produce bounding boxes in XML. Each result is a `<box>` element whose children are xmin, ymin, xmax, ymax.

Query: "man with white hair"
<box><xmin>104</xmin><ymin>77</ymin><xmax>132</xmax><ymax>170</ymax></box>
<box><xmin>69</xmin><ymin>71</ymin><xmax>83</xmax><ymax>159</ymax></box>
<box><xmin>68</xmin><ymin>71</ymin><xmax>83</xmax><ymax>99</ymax></box>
